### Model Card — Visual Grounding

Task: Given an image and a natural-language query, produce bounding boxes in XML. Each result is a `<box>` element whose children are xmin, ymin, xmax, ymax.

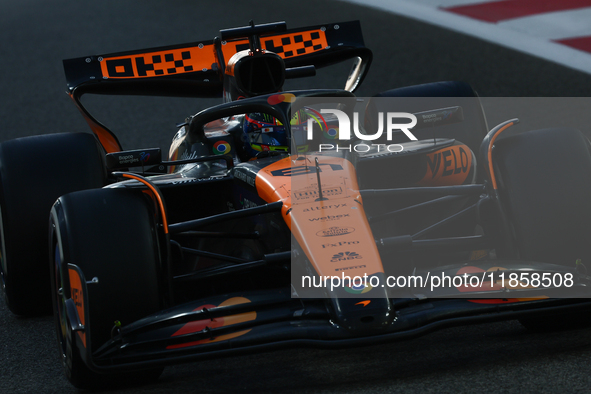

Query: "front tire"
<box><xmin>50</xmin><ymin>188</ymin><xmax>163</xmax><ymax>388</ymax></box>
<box><xmin>493</xmin><ymin>128</ymin><xmax>591</xmax><ymax>266</ymax></box>
<box><xmin>493</xmin><ymin>127</ymin><xmax>591</xmax><ymax>330</ymax></box>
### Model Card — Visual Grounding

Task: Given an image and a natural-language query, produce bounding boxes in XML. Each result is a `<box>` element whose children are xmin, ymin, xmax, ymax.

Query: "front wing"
<box><xmin>67</xmin><ymin>263</ymin><xmax>591</xmax><ymax>373</ymax></box>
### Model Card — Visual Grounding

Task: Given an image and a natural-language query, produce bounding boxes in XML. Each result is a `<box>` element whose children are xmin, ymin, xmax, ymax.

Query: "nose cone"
<box><xmin>328</xmin><ymin>279</ymin><xmax>393</xmax><ymax>333</ymax></box>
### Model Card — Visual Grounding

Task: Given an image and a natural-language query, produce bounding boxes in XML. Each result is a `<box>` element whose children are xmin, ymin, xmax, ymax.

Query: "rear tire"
<box><xmin>50</xmin><ymin>188</ymin><xmax>163</xmax><ymax>389</ymax></box>
<box><xmin>0</xmin><ymin>132</ymin><xmax>106</xmax><ymax>316</ymax></box>
<box><xmin>493</xmin><ymin>127</ymin><xmax>591</xmax><ymax>330</ymax></box>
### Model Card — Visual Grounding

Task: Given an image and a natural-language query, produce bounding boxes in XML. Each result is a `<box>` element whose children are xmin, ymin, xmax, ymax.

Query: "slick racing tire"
<box><xmin>365</xmin><ymin>81</ymin><xmax>488</xmax><ymax>154</ymax></box>
<box><xmin>50</xmin><ymin>188</ymin><xmax>163</xmax><ymax>389</ymax></box>
<box><xmin>0</xmin><ymin>132</ymin><xmax>106</xmax><ymax>316</ymax></box>
<box><xmin>493</xmin><ymin>128</ymin><xmax>591</xmax><ymax>266</ymax></box>
<box><xmin>493</xmin><ymin>128</ymin><xmax>591</xmax><ymax>330</ymax></box>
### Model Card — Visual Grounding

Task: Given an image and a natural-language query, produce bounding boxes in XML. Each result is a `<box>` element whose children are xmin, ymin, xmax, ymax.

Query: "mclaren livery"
<box><xmin>1</xmin><ymin>21</ymin><xmax>591</xmax><ymax>388</ymax></box>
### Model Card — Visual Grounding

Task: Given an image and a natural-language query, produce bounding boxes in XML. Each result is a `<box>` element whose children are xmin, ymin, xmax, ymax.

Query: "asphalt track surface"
<box><xmin>2</xmin><ymin>0</ymin><xmax>591</xmax><ymax>393</ymax></box>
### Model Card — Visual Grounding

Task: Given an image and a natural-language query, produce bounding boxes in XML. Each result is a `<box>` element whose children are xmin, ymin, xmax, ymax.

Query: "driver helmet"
<box><xmin>242</xmin><ymin>112</ymin><xmax>289</xmax><ymax>158</ymax></box>
<box><xmin>242</xmin><ymin>109</ymin><xmax>316</xmax><ymax>158</ymax></box>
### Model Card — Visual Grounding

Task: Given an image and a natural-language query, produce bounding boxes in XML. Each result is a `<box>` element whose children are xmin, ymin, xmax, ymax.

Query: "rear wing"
<box><xmin>63</xmin><ymin>20</ymin><xmax>372</xmax><ymax>98</ymax></box>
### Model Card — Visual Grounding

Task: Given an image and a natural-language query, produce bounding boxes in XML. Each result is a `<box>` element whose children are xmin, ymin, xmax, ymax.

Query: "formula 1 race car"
<box><xmin>2</xmin><ymin>21</ymin><xmax>591</xmax><ymax>388</ymax></box>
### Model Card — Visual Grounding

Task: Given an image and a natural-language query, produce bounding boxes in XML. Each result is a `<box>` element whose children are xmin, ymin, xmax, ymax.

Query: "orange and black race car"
<box><xmin>2</xmin><ymin>21</ymin><xmax>591</xmax><ymax>389</ymax></box>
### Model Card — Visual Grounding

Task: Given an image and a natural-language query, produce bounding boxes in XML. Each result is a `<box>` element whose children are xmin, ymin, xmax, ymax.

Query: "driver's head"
<box><xmin>242</xmin><ymin>112</ymin><xmax>289</xmax><ymax>158</ymax></box>
<box><xmin>242</xmin><ymin>108</ymin><xmax>325</xmax><ymax>158</ymax></box>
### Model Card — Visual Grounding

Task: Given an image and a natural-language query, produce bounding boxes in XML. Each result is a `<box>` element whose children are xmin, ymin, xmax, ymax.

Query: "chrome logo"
<box><xmin>325</xmin><ymin>127</ymin><xmax>338</xmax><ymax>139</ymax></box>
<box><xmin>213</xmin><ymin>141</ymin><xmax>231</xmax><ymax>155</ymax></box>
<box><xmin>344</xmin><ymin>281</ymin><xmax>373</xmax><ymax>294</ymax></box>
